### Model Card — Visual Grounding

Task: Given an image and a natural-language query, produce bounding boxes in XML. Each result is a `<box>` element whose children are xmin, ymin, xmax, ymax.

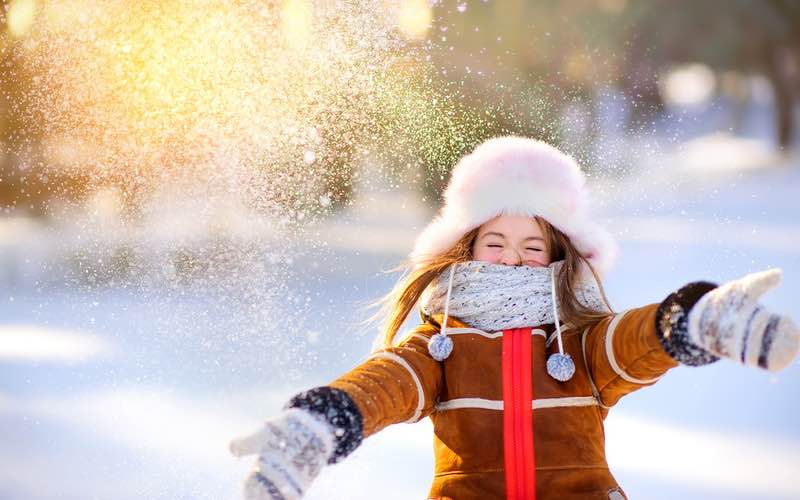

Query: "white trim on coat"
<box><xmin>403</xmin><ymin>326</ymin><xmax>558</xmax><ymax>343</ymax></box>
<box><xmin>604</xmin><ymin>310</ymin><xmax>663</xmax><ymax>385</ymax></box>
<box><xmin>436</xmin><ymin>397</ymin><xmax>503</xmax><ymax>411</ymax></box>
<box><xmin>581</xmin><ymin>326</ymin><xmax>612</xmax><ymax>410</ymax></box>
<box><xmin>401</xmin><ymin>332</ymin><xmax>431</xmax><ymax>344</ymax></box>
<box><xmin>533</xmin><ymin>396</ymin><xmax>599</xmax><ymax>409</ymax></box>
<box><xmin>434</xmin><ymin>395</ymin><xmax>600</xmax><ymax>412</ymax></box>
<box><xmin>437</xmin><ymin>327</ymin><xmax>547</xmax><ymax>339</ymax></box>
<box><xmin>545</xmin><ymin>324</ymin><xmax>574</xmax><ymax>348</ymax></box>
<box><xmin>368</xmin><ymin>352</ymin><xmax>426</xmax><ymax>423</ymax></box>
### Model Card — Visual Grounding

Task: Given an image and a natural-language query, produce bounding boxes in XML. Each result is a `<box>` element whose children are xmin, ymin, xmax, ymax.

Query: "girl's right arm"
<box><xmin>230</xmin><ymin>322</ymin><xmax>444</xmax><ymax>500</ymax></box>
<box><xmin>287</xmin><ymin>321</ymin><xmax>444</xmax><ymax>460</ymax></box>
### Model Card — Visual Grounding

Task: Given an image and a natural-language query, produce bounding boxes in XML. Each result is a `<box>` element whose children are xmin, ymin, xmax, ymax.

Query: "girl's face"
<box><xmin>471</xmin><ymin>214</ymin><xmax>551</xmax><ymax>267</ymax></box>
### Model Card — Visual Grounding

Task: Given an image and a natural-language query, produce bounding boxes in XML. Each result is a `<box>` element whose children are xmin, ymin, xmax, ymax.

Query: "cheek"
<box><xmin>472</xmin><ymin>246</ymin><xmax>501</xmax><ymax>263</ymax></box>
<box><xmin>524</xmin><ymin>253</ymin><xmax>550</xmax><ymax>267</ymax></box>
<box><xmin>524</xmin><ymin>259</ymin><xmax>547</xmax><ymax>267</ymax></box>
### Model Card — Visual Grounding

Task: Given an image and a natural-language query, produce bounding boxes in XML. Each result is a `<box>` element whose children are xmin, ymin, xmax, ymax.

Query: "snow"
<box><xmin>0</xmin><ymin>325</ymin><xmax>109</xmax><ymax>362</ymax></box>
<box><xmin>605</xmin><ymin>414</ymin><xmax>800</xmax><ymax>499</ymax></box>
<box><xmin>1</xmin><ymin>132</ymin><xmax>799</xmax><ymax>499</ymax></box>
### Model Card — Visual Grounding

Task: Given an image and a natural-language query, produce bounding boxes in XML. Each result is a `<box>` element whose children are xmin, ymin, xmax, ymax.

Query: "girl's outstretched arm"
<box><xmin>286</xmin><ymin>321</ymin><xmax>443</xmax><ymax>456</ymax></box>
<box><xmin>229</xmin><ymin>322</ymin><xmax>443</xmax><ymax>500</ymax></box>
<box><xmin>581</xmin><ymin>268</ymin><xmax>799</xmax><ymax>409</ymax></box>
<box><xmin>580</xmin><ymin>296</ymin><xmax>709</xmax><ymax>409</ymax></box>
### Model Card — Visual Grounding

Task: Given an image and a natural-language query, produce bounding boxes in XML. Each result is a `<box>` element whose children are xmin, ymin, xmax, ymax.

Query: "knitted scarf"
<box><xmin>419</xmin><ymin>260</ymin><xmax>610</xmax><ymax>332</ymax></box>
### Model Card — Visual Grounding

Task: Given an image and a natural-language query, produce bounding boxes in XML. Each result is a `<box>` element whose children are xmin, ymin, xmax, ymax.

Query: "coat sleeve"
<box><xmin>582</xmin><ymin>280</ymin><xmax>722</xmax><ymax>408</ymax></box>
<box><xmin>283</xmin><ymin>322</ymin><xmax>443</xmax><ymax>464</ymax></box>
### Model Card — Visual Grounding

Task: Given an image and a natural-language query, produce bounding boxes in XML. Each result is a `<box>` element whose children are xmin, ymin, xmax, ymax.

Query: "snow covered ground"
<box><xmin>1</xmin><ymin>132</ymin><xmax>799</xmax><ymax>500</ymax></box>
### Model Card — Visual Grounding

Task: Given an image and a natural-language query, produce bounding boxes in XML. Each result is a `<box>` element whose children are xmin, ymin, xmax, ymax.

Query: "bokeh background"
<box><xmin>1</xmin><ymin>1</ymin><xmax>799</xmax><ymax>499</ymax></box>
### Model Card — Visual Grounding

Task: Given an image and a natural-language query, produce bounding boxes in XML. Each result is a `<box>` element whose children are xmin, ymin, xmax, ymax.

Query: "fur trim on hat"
<box><xmin>410</xmin><ymin>136</ymin><xmax>619</xmax><ymax>276</ymax></box>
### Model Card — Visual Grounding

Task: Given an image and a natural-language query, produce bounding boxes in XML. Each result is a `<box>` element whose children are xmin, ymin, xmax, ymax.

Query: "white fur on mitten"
<box><xmin>687</xmin><ymin>268</ymin><xmax>800</xmax><ymax>372</ymax></box>
<box><xmin>229</xmin><ymin>408</ymin><xmax>336</xmax><ymax>500</ymax></box>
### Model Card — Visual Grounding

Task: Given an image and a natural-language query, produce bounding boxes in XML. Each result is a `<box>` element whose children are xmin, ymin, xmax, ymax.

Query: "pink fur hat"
<box><xmin>409</xmin><ymin>136</ymin><xmax>619</xmax><ymax>276</ymax></box>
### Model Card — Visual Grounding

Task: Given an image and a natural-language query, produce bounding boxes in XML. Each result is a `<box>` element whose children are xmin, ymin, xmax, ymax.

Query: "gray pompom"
<box><xmin>547</xmin><ymin>352</ymin><xmax>575</xmax><ymax>381</ymax></box>
<box><xmin>428</xmin><ymin>333</ymin><xmax>453</xmax><ymax>361</ymax></box>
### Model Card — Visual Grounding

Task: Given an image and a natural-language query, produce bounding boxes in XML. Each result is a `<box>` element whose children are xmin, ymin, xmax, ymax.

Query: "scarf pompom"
<box><xmin>546</xmin><ymin>352</ymin><xmax>575</xmax><ymax>381</ymax></box>
<box><xmin>428</xmin><ymin>333</ymin><xmax>453</xmax><ymax>361</ymax></box>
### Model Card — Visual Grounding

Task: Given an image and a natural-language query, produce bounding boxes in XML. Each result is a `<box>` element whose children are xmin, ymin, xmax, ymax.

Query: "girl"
<box><xmin>229</xmin><ymin>137</ymin><xmax>799</xmax><ymax>500</ymax></box>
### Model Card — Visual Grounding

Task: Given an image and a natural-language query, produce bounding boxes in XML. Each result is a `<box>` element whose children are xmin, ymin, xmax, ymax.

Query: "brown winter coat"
<box><xmin>326</xmin><ymin>304</ymin><xmax>680</xmax><ymax>500</ymax></box>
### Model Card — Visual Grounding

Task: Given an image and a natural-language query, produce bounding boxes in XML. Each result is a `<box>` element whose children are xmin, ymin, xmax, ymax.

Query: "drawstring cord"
<box><xmin>427</xmin><ymin>265</ymin><xmax>456</xmax><ymax>361</ymax></box>
<box><xmin>442</xmin><ymin>264</ymin><xmax>456</xmax><ymax>337</ymax></box>
<box><xmin>550</xmin><ymin>264</ymin><xmax>564</xmax><ymax>355</ymax></box>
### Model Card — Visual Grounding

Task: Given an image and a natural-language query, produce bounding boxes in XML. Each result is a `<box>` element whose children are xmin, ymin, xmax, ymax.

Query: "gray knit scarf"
<box><xmin>419</xmin><ymin>260</ymin><xmax>610</xmax><ymax>332</ymax></box>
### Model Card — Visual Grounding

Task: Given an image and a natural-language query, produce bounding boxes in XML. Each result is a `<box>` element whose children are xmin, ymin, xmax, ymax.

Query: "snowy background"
<box><xmin>2</xmin><ymin>129</ymin><xmax>799</xmax><ymax>500</ymax></box>
<box><xmin>2</xmin><ymin>1</ymin><xmax>800</xmax><ymax>499</ymax></box>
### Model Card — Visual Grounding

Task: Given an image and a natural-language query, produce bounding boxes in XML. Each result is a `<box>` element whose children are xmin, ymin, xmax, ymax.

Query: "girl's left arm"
<box><xmin>580</xmin><ymin>296</ymin><xmax>707</xmax><ymax>409</ymax></box>
<box><xmin>581</xmin><ymin>268</ymin><xmax>799</xmax><ymax>408</ymax></box>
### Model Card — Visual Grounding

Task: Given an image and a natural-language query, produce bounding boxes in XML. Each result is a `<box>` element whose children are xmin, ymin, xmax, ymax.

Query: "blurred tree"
<box><xmin>1</xmin><ymin>0</ymin><xmax>92</xmax><ymax>215</ymax></box>
<box><xmin>0</xmin><ymin>0</ymin><xmax>36</xmax><ymax>213</ymax></box>
<box><xmin>618</xmin><ymin>0</ymin><xmax>800</xmax><ymax>149</ymax></box>
<box><xmin>405</xmin><ymin>0</ymin><xmax>636</xmax><ymax>199</ymax></box>
<box><xmin>4</xmin><ymin>0</ymin><xmax>798</xmax><ymax>219</ymax></box>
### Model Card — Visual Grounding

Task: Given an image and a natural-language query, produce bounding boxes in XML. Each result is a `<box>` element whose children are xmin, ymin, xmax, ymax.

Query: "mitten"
<box><xmin>687</xmin><ymin>268</ymin><xmax>800</xmax><ymax>371</ymax></box>
<box><xmin>230</xmin><ymin>408</ymin><xmax>336</xmax><ymax>500</ymax></box>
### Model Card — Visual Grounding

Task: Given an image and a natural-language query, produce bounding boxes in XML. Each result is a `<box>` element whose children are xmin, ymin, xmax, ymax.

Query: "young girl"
<box><xmin>229</xmin><ymin>137</ymin><xmax>800</xmax><ymax>500</ymax></box>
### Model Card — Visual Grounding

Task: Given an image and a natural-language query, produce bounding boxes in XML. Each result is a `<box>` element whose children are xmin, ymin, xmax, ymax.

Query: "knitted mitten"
<box><xmin>687</xmin><ymin>268</ymin><xmax>800</xmax><ymax>371</ymax></box>
<box><xmin>230</xmin><ymin>408</ymin><xmax>336</xmax><ymax>500</ymax></box>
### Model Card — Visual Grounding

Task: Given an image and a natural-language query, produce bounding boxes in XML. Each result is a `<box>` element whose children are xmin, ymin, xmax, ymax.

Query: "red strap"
<box><xmin>502</xmin><ymin>328</ymin><xmax>536</xmax><ymax>500</ymax></box>
<box><xmin>502</xmin><ymin>330</ymin><xmax>518</xmax><ymax>499</ymax></box>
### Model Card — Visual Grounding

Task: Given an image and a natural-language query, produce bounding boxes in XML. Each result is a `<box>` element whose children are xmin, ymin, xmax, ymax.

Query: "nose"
<box><xmin>500</xmin><ymin>248</ymin><xmax>522</xmax><ymax>266</ymax></box>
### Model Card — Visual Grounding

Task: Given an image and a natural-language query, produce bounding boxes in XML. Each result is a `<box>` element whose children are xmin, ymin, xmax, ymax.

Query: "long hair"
<box><xmin>360</xmin><ymin>216</ymin><xmax>615</xmax><ymax>349</ymax></box>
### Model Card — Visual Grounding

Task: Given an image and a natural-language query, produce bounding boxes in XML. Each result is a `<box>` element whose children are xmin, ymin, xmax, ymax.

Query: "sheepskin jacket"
<box><xmin>286</xmin><ymin>281</ymin><xmax>720</xmax><ymax>500</ymax></box>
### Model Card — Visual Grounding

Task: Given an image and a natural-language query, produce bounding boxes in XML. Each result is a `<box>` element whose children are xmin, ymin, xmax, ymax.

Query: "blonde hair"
<box><xmin>360</xmin><ymin>216</ymin><xmax>615</xmax><ymax>349</ymax></box>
